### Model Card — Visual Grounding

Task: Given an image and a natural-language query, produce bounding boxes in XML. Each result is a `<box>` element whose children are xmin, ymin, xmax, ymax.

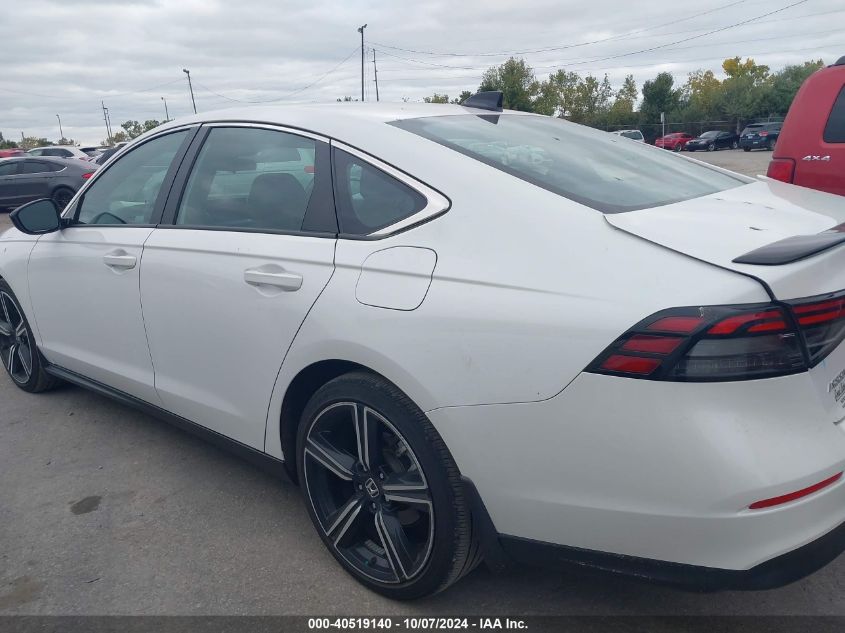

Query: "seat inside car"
<box><xmin>246</xmin><ymin>172</ymin><xmax>307</xmax><ymax>231</ymax></box>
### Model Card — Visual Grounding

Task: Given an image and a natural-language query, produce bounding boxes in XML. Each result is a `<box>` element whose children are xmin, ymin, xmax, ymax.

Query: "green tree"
<box><xmin>142</xmin><ymin>120</ymin><xmax>162</xmax><ymax>133</ymax></box>
<box><xmin>120</xmin><ymin>120</ymin><xmax>144</xmax><ymax>139</ymax></box>
<box><xmin>478</xmin><ymin>57</ymin><xmax>539</xmax><ymax>112</ymax></box>
<box><xmin>640</xmin><ymin>72</ymin><xmax>681</xmax><ymax>124</ymax></box>
<box><xmin>423</xmin><ymin>93</ymin><xmax>450</xmax><ymax>104</ymax></box>
<box><xmin>534</xmin><ymin>69</ymin><xmax>580</xmax><ymax>117</ymax></box>
<box><xmin>19</xmin><ymin>137</ymin><xmax>50</xmax><ymax>150</ymax></box>
<box><xmin>765</xmin><ymin>60</ymin><xmax>825</xmax><ymax>114</ymax></box>
<box><xmin>0</xmin><ymin>132</ymin><xmax>18</xmax><ymax>149</ymax></box>
<box><xmin>607</xmin><ymin>75</ymin><xmax>638</xmax><ymax>125</ymax></box>
<box><xmin>569</xmin><ymin>74</ymin><xmax>614</xmax><ymax>123</ymax></box>
<box><xmin>684</xmin><ymin>69</ymin><xmax>722</xmax><ymax>119</ymax></box>
<box><xmin>452</xmin><ymin>90</ymin><xmax>473</xmax><ymax>104</ymax></box>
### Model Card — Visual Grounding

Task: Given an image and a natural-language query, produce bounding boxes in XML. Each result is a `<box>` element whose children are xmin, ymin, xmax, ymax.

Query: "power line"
<box><xmin>371</xmin><ymin>0</ymin><xmax>752</xmax><ymax>58</ymax></box>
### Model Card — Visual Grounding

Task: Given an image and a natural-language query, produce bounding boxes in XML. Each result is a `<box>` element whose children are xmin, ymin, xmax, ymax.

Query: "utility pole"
<box><xmin>372</xmin><ymin>48</ymin><xmax>379</xmax><ymax>102</ymax></box>
<box><xmin>183</xmin><ymin>68</ymin><xmax>197</xmax><ymax>114</ymax></box>
<box><xmin>161</xmin><ymin>96</ymin><xmax>170</xmax><ymax>121</ymax></box>
<box><xmin>101</xmin><ymin>101</ymin><xmax>112</xmax><ymax>145</ymax></box>
<box><xmin>56</xmin><ymin>114</ymin><xmax>64</xmax><ymax>142</ymax></box>
<box><xmin>357</xmin><ymin>24</ymin><xmax>367</xmax><ymax>101</ymax></box>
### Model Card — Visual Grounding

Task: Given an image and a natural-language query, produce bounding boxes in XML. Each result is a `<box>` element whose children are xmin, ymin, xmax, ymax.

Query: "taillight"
<box><xmin>81</xmin><ymin>172</ymin><xmax>94</xmax><ymax>179</ymax></box>
<box><xmin>759</xmin><ymin>131</ymin><xmax>769</xmax><ymax>137</ymax></box>
<box><xmin>789</xmin><ymin>293</ymin><xmax>845</xmax><ymax>366</ymax></box>
<box><xmin>766</xmin><ymin>158</ymin><xmax>795</xmax><ymax>183</ymax></box>
<box><xmin>588</xmin><ymin>291</ymin><xmax>845</xmax><ymax>381</ymax></box>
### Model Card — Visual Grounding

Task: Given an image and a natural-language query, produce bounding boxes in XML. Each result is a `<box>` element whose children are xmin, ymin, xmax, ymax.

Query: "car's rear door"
<box><xmin>138</xmin><ymin>124</ymin><xmax>337</xmax><ymax>448</ymax></box>
<box><xmin>26</xmin><ymin>127</ymin><xmax>197</xmax><ymax>402</ymax></box>
<box><xmin>16</xmin><ymin>160</ymin><xmax>57</xmax><ymax>202</ymax></box>
<box><xmin>0</xmin><ymin>161</ymin><xmax>21</xmax><ymax>206</ymax></box>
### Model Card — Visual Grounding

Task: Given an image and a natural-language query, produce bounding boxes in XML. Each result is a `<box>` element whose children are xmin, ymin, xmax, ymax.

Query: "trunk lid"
<box><xmin>605</xmin><ymin>179</ymin><xmax>845</xmax><ymax>300</ymax></box>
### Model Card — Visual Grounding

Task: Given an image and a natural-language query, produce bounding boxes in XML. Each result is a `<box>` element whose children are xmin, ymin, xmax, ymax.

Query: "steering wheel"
<box><xmin>88</xmin><ymin>211</ymin><xmax>127</xmax><ymax>225</ymax></box>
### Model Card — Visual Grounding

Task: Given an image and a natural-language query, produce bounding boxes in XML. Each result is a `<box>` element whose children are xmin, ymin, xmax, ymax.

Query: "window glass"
<box><xmin>391</xmin><ymin>114</ymin><xmax>746</xmax><ymax>214</ymax></box>
<box><xmin>620</xmin><ymin>131</ymin><xmax>641</xmax><ymax>140</ymax></box>
<box><xmin>0</xmin><ymin>162</ymin><xmax>18</xmax><ymax>176</ymax></box>
<box><xmin>824</xmin><ymin>86</ymin><xmax>845</xmax><ymax>143</ymax></box>
<box><xmin>176</xmin><ymin>127</ymin><xmax>317</xmax><ymax>232</ymax></box>
<box><xmin>20</xmin><ymin>161</ymin><xmax>56</xmax><ymax>174</ymax></box>
<box><xmin>76</xmin><ymin>130</ymin><xmax>188</xmax><ymax>225</ymax></box>
<box><xmin>333</xmin><ymin>149</ymin><xmax>427</xmax><ymax>234</ymax></box>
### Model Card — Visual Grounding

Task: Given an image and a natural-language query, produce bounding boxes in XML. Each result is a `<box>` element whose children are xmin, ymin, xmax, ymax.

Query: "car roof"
<box><xmin>2</xmin><ymin>155</ymin><xmax>80</xmax><ymax>166</ymax></box>
<box><xmin>148</xmin><ymin>102</ymin><xmax>532</xmax><ymax>148</ymax></box>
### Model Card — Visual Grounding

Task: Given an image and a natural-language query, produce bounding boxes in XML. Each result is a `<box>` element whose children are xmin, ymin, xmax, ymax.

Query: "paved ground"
<box><xmin>6</xmin><ymin>148</ymin><xmax>838</xmax><ymax>617</ymax></box>
<box><xmin>685</xmin><ymin>146</ymin><xmax>773</xmax><ymax>177</ymax></box>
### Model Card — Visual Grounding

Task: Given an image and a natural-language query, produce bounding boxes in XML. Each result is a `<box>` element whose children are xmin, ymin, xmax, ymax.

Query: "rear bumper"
<box><xmin>741</xmin><ymin>138</ymin><xmax>772</xmax><ymax>148</ymax></box>
<box><xmin>430</xmin><ymin>372</ymin><xmax>845</xmax><ymax>581</ymax></box>
<box><xmin>499</xmin><ymin>517</ymin><xmax>845</xmax><ymax>590</ymax></box>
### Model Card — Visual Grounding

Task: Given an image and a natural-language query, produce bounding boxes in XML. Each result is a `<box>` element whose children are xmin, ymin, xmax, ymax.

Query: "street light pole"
<box><xmin>161</xmin><ymin>96</ymin><xmax>170</xmax><ymax>121</ymax></box>
<box><xmin>357</xmin><ymin>24</ymin><xmax>367</xmax><ymax>101</ymax></box>
<box><xmin>372</xmin><ymin>48</ymin><xmax>379</xmax><ymax>102</ymax></box>
<box><xmin>183</xmin><ymin>68</ymin><xmax>197</xmax><ymax>114</ymax></box>
<box><xmin>56</xmin><ymin>114</ymin><xmax>64</xmax><ymax>143</ymax></box>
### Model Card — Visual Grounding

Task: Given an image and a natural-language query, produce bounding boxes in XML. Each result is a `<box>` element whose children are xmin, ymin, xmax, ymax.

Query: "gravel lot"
<box><xmin>6</xmin><ymin>148</ymin><xmax>841</xmax><ymax>617</ymax></box>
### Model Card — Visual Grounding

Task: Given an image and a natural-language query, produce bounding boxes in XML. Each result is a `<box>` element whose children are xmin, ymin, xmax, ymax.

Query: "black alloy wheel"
<box><xmin>0</xmin><ymin>280</ymin><xmax>59</xmax><ymax>393</ymax></box>
<box><xmin>297</xmin><ymin>372</ymin><xmax>479</xmax><ymax>599</ymax></box>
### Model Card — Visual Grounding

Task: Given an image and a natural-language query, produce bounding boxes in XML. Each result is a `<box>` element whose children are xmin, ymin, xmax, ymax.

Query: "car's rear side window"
<box><xmin>332</xmin><ymin>149</ymin><xmax>427</xmax><ymax>234</ymax></box>
<box><xmin>824</xmin><ymin>86</ymin><xmax>845</xmax><ymax>143</ymax></box>
<box><xmin>391</xmin><ymin>114</ymin><xmax>747</xmax><ymax>214</ymax></box>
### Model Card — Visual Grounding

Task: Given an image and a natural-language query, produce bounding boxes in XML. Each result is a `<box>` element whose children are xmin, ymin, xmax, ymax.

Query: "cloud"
<box><xmin>1</xmin><ymin>0</ymin><xmax>841</xmax><ymax>144</ymax></box>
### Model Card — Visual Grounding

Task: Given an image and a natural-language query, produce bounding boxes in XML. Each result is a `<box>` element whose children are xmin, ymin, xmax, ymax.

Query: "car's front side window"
<box><xmin>76</xmin><ymin>130</ymin><xmax>190</xmax><ymax>226</ymax></box>
<box><xmin>0</xmin><ymin>162</ymin><xmax>18</xmax><ymax>176</ymax></box>
<box><xmin>175</xmin><ymin>127</ymin><xmax>320</xmax><ymax>233</ymax></box>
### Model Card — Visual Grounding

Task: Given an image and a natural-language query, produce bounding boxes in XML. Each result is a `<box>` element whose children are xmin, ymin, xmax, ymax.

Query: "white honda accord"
<box><xmin>3</xmin><ymin>92</ymin><xmax>845</xmax><ymax>599</ymax></box>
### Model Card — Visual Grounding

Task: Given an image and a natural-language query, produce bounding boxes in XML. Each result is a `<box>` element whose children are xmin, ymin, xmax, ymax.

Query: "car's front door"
<box><xmin>26</xmin><ymin>128</ymin><xmax>195</xmax><ymax>402</ymax></box>
<box><xmin>0</xmin><ymin>161</ymin><xmax>21</xmax><ymax>206</ymax></box>
<box><xmin>139</xmin><ymin>125</ymin><xmax>337</xmax><ymax>447</ymax></box>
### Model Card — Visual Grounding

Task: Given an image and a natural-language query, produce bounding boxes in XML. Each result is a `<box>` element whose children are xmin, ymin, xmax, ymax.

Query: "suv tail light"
<box><xmin>587</xmin><ymin>291</ymin><xmax>845</xmax><ymax>382</ymax></box>
<box><xmin>766</xmin><ymin>158</ymin><xmax>795</xmax><ymax>183</ymax></box>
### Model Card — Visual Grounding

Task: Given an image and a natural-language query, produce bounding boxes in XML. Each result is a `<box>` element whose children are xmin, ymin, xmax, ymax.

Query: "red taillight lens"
<box><xmin>766</xmin><ymin>158</ymin><xmax>795</xmax><ymax>183</ymax></box>
<box><xmin>81</xmin><ymin>172</ymin><xmax>94</xmax><ymax>179</ymax></box>
<box><xmin>588</xmin><ymin>290</ymin><xmax>845</xmax><ymax>381</ymax></box>
<box><xmin>789</xmin><ymin>293</ymin><xmax>845</xmax><ymax>366</ymax></box>
<box><xmin>759</xmin><ymin>131</ymin><xmax>769</xmax><ymax>137</ymax></box>
<box><xmin>587</xmin><ymin>305</ymin><xmax>805</xmax><ymax>382</ymax></box>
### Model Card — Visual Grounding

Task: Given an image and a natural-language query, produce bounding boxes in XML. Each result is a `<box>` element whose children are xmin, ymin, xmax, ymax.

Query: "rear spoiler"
<box><xmin>734</xmin><ymin>224</ymin><xmax>845</xmax><ymax>265</ymax></box>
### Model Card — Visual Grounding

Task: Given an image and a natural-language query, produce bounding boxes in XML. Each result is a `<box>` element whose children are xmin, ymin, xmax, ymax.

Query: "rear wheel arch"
<box><xmin>280</xmin><ymin>359</ymin><xmax>378</xmax><ymax>482</ymax></box>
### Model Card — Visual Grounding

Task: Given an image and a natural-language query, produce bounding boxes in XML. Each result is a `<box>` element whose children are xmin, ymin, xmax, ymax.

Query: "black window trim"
<box><xmin>330</xmin><ymin>140</ymin><xmax>450</xmax><ymax>240</ymax></box>
<box><xmin>64</xmin><ymin>125</ymin><xmax>201</xmax><ymax>228</ymax></box>
<box><xmin>157</xmin><ymin>122</ymin><xmax>338</xmax><ymax>239</ymax></box>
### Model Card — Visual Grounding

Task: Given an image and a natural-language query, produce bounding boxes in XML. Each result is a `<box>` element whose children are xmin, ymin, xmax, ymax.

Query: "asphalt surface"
<box><xmin>6</xmin><ymin>148</ymin><xmax>842</xmax><ymax>617</ymax></box>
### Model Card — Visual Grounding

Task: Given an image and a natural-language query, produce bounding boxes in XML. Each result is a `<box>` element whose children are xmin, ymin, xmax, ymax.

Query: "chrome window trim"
<box><xmin>202</xmin><ymin>121</ymin><xmax>329</xmax><ymax>143</ymax></box>
<box><xmin>331</xmin><ymin>141</ymin><xmax>450</xmax><ymax>238</ymax></box>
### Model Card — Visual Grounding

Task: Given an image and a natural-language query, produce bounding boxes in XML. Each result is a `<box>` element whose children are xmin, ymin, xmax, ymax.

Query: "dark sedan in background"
<box><xmin>684</xmin><ymin>130</ymin><xmax>739</xmax><ymax>151</ymax></box>
<box><xmin>0</xmin><ymin>156</ymin><xmax>95</xmax><ymax>211</ymax></box>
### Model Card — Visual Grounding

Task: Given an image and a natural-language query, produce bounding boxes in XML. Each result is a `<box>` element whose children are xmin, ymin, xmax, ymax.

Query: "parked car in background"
<box><xmin>0</xmin><ymin>149</ymin><xmax>26</xmax><ymax>158</ymax></box>
<box><xmin>684</xmin><ymin>130</ymin><xmax>739</xmax><ymax>152</ymax></box>
<box><xmin>79</xmin><ymin>146</ymin><xmax>103</xmax><ymax>158</ymax></box>
<box><xmin>740</xmin><ymin>123</ymin><xmax>781</xmax><ymax>151</ymax></box>
<box><xmin>654</xmin><ymin>132</ymin><xmax>693</xmax><ymax>151</ymax></box>
<box><xmin>93</xmin><ymin>146</ymin><xmax>120</xmax><ymax>165</ymax></box>
<box><xmin>767</xmin><ymin>56</ymin><xmax>845</xmax><ymax>197</ymax></box>
<box><xmin>610</xmin><ymin>129</ymin><xmax>645</xmax><ymax>142</ymax></box>
<box><xmin>28</xmin><ymin>146</ymin><xmax>91</xmax><ymax>161</ymax></box>
<box><xmin>0</xmin><ymin>156</ymin><xmax>95</xmax><ymax>210</ymax></box>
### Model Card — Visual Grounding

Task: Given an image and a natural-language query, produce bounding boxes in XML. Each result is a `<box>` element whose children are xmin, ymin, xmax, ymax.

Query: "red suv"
<box><xmin>767</xmin><ymin>56</ymin><xmax>845</xmax><ymax>196</ymax></box>
<box><xmin>654</xmin><ymin>132</ymin><xmax>693</xmax><ymax>151</ymax></box>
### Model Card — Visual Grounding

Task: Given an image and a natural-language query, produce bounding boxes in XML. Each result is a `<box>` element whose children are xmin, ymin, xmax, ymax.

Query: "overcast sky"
<box><xmin>2</xmin><ymin>0</ymin><xmax>842</xmax><ymax>145</ymax></box>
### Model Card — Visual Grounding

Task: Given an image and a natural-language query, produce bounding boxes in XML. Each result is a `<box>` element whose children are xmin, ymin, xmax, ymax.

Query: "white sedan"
<box><xmin>4</xmin><ymin>93</ymin><xmax>845</xmax><ymax>599</ymax></box>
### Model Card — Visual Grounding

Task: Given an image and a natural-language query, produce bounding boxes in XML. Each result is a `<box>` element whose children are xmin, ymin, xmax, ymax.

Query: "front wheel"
<box><xmin>743</xmin><ymin>147</ymin><xmax>751</xmax><ymax>152</ymax></box>
<box><xmin>51</xmin><ymin>186</ymin><xmax>75</xmax><ymax>210</ymax></box>
<box><xmin>0</xmin><ymin>279</ymin><xmax>60</xmax><ymax>393</ymax></box>
<box><xmin>674</xmin><ymin>144</ymin><xmax>682</xmax><ymax>152</ymax></box>
<box><xmin>707</xmin><ymin>143</ymin><xmax>715</xmax><ymax>152</ymax></box>
<box><xmin>297</xmin><ymin>372</ymin><xmax>479</xmax><ymax>599</ymax></box>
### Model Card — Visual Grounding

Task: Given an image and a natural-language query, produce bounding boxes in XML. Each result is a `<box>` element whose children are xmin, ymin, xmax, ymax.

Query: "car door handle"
<box><xmin>103</xmin><ymin>253</ymin><xmax>137</xmax><ymax>269</ymax></box>
<box><xmin>244</xmin><ymin>269</ymin><xmax>303</xmax><ymax>291</ymax></box>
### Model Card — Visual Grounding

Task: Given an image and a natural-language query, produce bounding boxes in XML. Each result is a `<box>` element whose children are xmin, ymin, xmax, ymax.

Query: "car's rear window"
<box><xmin>391</xmin><ymin>114</ymin><xmax>748</xmax><ymax>214</ymax></box>
<box><xmin>824</xmin><ymin>86</ymin><xmax>845</xmax><ymax>143</ymax></box>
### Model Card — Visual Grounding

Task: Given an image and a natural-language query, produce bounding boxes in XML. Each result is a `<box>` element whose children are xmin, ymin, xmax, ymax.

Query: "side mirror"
<box><xmin>10</xmin><ymin>199</ymin><xmax>62</xmax><ymax>235</ymax></box>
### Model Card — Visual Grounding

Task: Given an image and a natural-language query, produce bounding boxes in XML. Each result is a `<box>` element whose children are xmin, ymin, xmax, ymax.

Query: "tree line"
<box><xmin>425</xmin><ymin>56</ymin><xmax>825</xmax><ymax>135</ymax></box>
<box><xmin>0</xmin><ymin>119</ymin><xmax>169</xmax><ymax>151</ymax></box>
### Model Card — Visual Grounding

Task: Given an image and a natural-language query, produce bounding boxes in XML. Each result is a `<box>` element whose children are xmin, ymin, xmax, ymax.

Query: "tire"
<box><xmin>297</xmin><ymin>371</ymin><xmax>479</xmax><ymax>599</ymax></box>
<box><xmin>707</xmin><ymin>143</ymin><xmax>715</xmax><ymax>152</ymax></box>
<box><xmin>0</xmin><ymin>279</ymin><xmax>60</xmax><ymax>393</ymax></box>
<box><xmin>674</xmin><ymin>144</ymin><xmax>682</xmax><ymax>152</ymax></box>
<box><xmin>767</xmin><ymin>138</ymin><xmax>776</xmax><ymax>151</ymax></box>
<box><xmin>51</xmin><ymin>186</ymin><xmax>74</xmax><ymax>210</ymax></box>
<box><xmin>731</xmin><ymin>141</ymin><xmax>739</xmax><ymax>149</ymax></box>
<box><xmin>743</xmin><ymin>147</ymin><xmax>751</xmax><ymax>152</ymax></box>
